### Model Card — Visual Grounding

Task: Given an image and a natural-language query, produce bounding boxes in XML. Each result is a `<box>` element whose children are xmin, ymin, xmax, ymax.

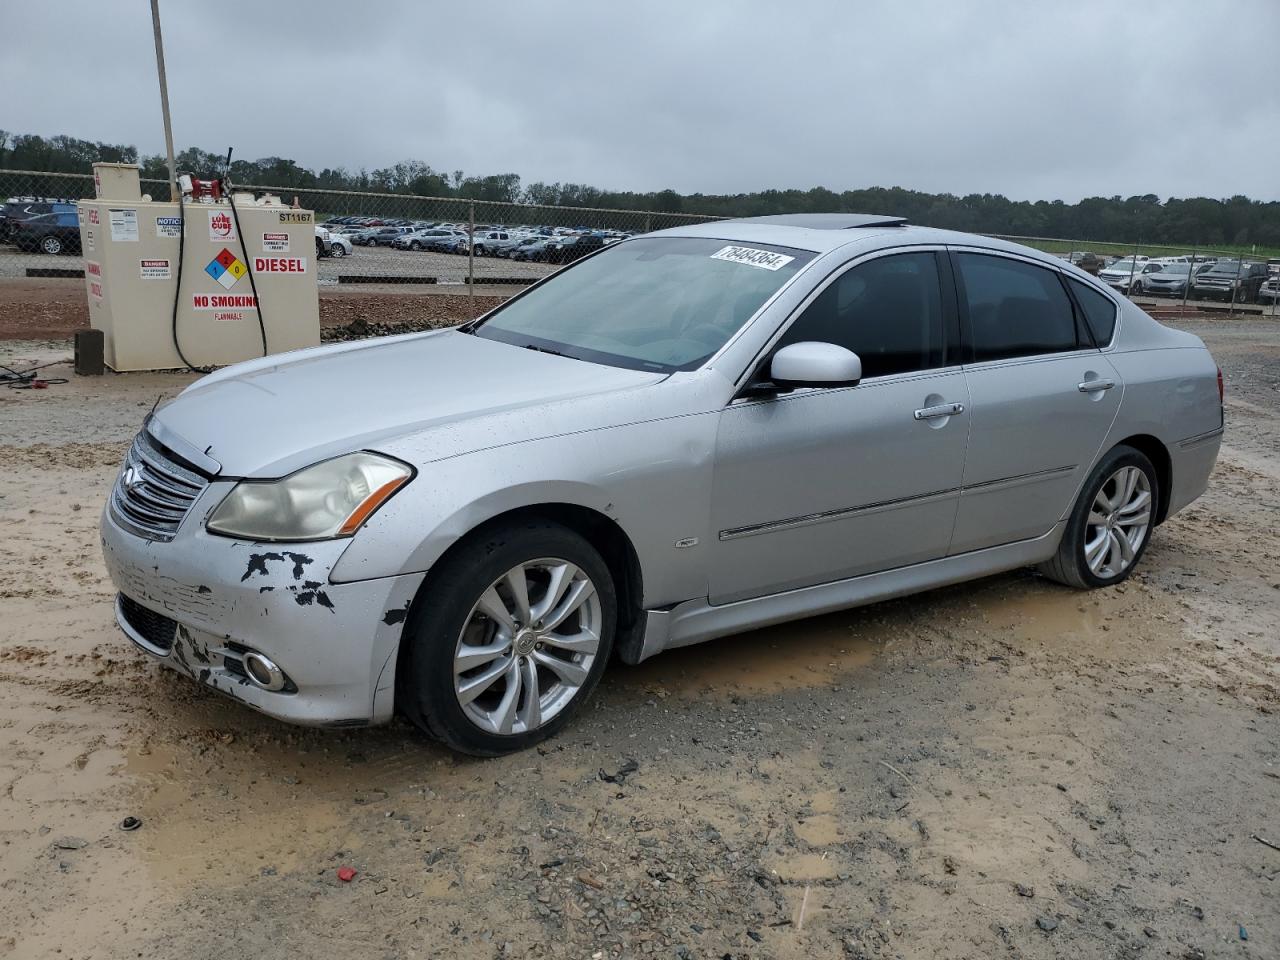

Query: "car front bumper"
<box><xmin>101</xmin><ymin>504</ymin><xmax>425</xmax><ymax>727</ymax></box>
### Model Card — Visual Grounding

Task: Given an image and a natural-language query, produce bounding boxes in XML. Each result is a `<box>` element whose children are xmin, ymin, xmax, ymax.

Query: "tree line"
<box><xmin>3</xmin><ymin>129</ymin><xmax>1277</xmax><ymax>247</ymax></box>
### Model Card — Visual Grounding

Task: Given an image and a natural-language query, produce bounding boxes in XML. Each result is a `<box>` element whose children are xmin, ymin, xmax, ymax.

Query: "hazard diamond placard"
<box><xmin>205</xmin><ymin>248</ymin><xmax>246</xmax><ymax>289</ymax></box>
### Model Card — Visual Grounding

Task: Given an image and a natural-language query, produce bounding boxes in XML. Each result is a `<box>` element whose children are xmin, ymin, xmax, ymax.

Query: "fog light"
<box><xmin>243</xmin><ymin>651</ymin><xmax>286</xmax><ymax>692</ymax></box>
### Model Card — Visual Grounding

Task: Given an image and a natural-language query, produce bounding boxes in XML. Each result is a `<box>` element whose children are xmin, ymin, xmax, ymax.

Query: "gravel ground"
<box><xmin>0</xmin><ymin>278</ymin><xmax>507</xmax><ymax>341</ymax></box>
<box><xmin>0</xmin><ymin>318</ymin><xmax>1276</xmax><ymax>960</ymax></box>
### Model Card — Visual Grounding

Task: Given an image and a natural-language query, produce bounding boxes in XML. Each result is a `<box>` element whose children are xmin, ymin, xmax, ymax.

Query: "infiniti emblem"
<box><xmin>121</xmin><ymin>464</ymin><xmax>143</xmax><ymax>491</ymax></box>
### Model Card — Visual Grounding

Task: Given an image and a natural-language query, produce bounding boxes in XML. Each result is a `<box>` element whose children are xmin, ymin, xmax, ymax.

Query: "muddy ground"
<box><xmin>0</xmin><ymin>317</ymin><xmax>1277</xmax><ymax>960</ymax></box>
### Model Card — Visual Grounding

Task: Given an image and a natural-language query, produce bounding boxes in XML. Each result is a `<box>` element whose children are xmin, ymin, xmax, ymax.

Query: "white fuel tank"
<box><xmin>78</xmin><ymin>162</ymin><xmax>320</xmax><ymax>371</ymax></box>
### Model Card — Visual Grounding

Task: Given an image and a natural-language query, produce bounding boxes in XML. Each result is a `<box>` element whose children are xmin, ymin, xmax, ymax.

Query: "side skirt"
<box><xmin>628</xmin><ymin>522</ymin><xmax>1066</xmax><ymax>663</ymax></box>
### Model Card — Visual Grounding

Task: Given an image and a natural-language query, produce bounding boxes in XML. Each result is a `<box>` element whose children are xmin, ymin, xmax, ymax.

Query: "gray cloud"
<box><xmin>4</xmin><ymin>0</ymin><xmax>1278</xmax><ymax>201</ymax></box>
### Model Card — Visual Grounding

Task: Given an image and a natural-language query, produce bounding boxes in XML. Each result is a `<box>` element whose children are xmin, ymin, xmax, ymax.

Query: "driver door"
<box><xmin>708</xmin><ymin>250</ymin><xmax>970</xmax><ymax>605</ymax></box>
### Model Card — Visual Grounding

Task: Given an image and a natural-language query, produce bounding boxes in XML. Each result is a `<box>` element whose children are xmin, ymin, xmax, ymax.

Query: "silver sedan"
<box><xmin>102</xmin><ymin>214</ymin><xmax>1223</xmax><ymax>754</ymax></box>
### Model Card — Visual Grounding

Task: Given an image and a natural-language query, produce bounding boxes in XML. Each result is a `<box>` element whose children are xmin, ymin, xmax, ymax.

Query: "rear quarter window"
<box><xmin>1068</xmin><ymin>279</ymin><xmax>1118</xmax><ymax>345</ymax></box>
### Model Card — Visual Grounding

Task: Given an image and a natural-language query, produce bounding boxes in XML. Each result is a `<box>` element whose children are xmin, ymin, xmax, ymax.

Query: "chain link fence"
<box><xmin>0</xmin><ymin>168</ymin><xmax>720</xmax><ymax>292</ymax></box>
<box><xmin>2</xmin><ymin>168</ymin><xmax>1277</xmax><ymax>315</ymax></box>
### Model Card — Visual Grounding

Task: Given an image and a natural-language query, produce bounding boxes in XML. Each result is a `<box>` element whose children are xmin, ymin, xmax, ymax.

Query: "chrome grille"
<box><xmin>110</xmin><ymin>430</ymin><xmax>210</xmax><ymax>542</ymax></box>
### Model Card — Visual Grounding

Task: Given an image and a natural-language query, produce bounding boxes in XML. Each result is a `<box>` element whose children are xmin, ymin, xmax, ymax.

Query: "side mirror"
<box><xmin>770</xmin><ymin>341</ymin><xmax>862</xmax><ymax>390</ymax></box>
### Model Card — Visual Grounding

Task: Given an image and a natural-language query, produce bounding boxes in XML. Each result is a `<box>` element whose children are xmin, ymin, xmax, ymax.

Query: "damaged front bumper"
<box><xmin>101</xmin><ymin>504</ymin><xmax>424</xmax><ymax>727</ymax></box>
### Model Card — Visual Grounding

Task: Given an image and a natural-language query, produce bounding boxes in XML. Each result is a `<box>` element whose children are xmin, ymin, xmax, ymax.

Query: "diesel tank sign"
<box><xmin>253</xmin><ymin>256</ymin><xmax>308</xmax><ymax>273</ymax></box>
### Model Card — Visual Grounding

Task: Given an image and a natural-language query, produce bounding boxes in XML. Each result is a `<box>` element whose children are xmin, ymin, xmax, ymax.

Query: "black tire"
<box><xmin>1038</xmin><ymin>444</ymin><xmax>1159</xmax><ymax>590</ymax></box>
<box><xmin>410</xmin><ymin>241</ymin><xmax>421</xmax><ymax>251</ymax></box>
<box><xmin>330</xmin><ymin>243</ymin><xmax>346</xmax><ymax>258</ymax></box>
<box><xmin>40</xmin><ymin>235</ymin><xmax>63</xmax><ymax>255</ymax></box>
<box><xmin>397</xmin><ymin>520</ymin><xmax>617</xmax><ymax>756</ymax></box>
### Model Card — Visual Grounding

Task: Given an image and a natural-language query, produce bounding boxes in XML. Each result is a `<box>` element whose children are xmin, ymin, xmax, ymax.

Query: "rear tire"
<box><xmin>397</xmin><ymin>520</ymin><xmax>617</xmax><ymax>756</ymax></box>
<box><xmin>40</xmin><ymin>236</ymin><xmax>63</xmax><ymax>255</ymax></box>
<box><xmin>1038</xmin><ymin>445</ymin><xmax>1158</xmax><ymax>589</ymax></box>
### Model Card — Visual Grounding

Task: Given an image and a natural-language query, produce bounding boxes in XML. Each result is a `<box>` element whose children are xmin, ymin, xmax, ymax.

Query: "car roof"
<box><xmin>652</xmin><ymin>215</ymin><xmax>1078</xmax><ymax>269</ymax></box>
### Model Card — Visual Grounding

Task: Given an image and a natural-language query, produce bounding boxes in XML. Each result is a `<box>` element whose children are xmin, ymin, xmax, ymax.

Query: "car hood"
<box><xmin>153</xmin><ymin>330</ymin><xmax>666</xmax><ymax>477</ymax></box>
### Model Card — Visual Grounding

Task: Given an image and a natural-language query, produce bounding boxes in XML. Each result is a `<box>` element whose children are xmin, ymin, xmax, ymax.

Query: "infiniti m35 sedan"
<box><xmin>103</xmin><ymin>214</ymin><xmax>1223</xmax><ymax>754</ymax></box>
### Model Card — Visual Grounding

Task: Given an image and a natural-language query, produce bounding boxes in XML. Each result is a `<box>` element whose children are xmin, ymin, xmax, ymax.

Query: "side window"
<box><xmin>1068</xmin><ymin>279</ymin><xmax>1117</xmax><ymax>345</ymax></box>
<box><xmin>956</xmin><ymin>253</ymin><xmax>1081</xmax><ymax>362</ymax></box>
<box><xmin>775</xmin><ymin>252</ymin><xmax>945</xmax><ymax>379</ymax></box>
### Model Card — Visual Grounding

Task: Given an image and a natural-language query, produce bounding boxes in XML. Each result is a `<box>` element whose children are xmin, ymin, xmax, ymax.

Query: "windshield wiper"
<box><xmin>523</xmin><ymin>343</ymin><xmax>578</xmax><ymax>360</ymax></box>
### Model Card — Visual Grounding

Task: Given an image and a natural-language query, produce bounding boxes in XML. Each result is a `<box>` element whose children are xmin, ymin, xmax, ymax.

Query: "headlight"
<box><xmin>207</xmin><ymin>452</ymin><xmax>412</xmax><ymax>541</ymax></box>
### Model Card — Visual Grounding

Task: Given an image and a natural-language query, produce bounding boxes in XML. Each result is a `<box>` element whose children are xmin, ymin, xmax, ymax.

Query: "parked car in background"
<box><xmin>1</xmin><ymin>199</ymin><xmax>77</xmax><ymax>243</ymax></box>
<box><xmin>1257</xmin><ymin>276</ymin><xmax>1280</xmax><ymax>304</ymax></box>
<box><xmin>101</xmin><ymin>214</ymin><xmax>1223</xmax><ymax>754</ymax></box>
<box><xmin>1134</xmin><ymin>262</ymin><xmax>1197</xmax><ymax>297</ymax></box>
<box><xmin>468</xmin><ymin>231</ymin><xmax>520</xmax><ymax>257</ymax></box>
<box><xmin>546</xmin><ymin>233</ymin><xmax>607</xmax><ymax>264</ymax></box>
<box><xmin>316</xmin><ymin>225</ymin><xmax>352</xmax><ymax>259</ymax></box>
<box><xmin>499</xmin><ymin>237</ymin><xmax>548</xmax><ymax>259</ymax></box>
<box><xmin>368</xmin><ymin>226</ymin><xmax>414</xmax><ymax>247</ymax></box>
<box><xmin>11</xmin><ymin>210</ymin><xmax>82</xmax><ymax>254</ymax></box>
<box><xmin>1190</xmin><ymin>260</ymin><xmax>1269</xmax><ymax>302</ymax></box>
<box><xmin>395</xmin><ymin>228</ymin><xmax>466</xmax><ymax>251</ymax></box>
<box><xmin>1098</xmin><ymin>258</ymin><xmax>1161</xmax><ymax>293</ymax></box>
<box><xmin>1062</xmin><ymin>251</ymin><xmax>1105</xmax><ymax>274</ymax></box>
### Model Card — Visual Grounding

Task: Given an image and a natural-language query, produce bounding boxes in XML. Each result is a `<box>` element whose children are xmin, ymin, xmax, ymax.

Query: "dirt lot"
<box><xmin>0</xmin><ymin>316</ymin><xmax>1277</xmax><ymax>960</ymax></box>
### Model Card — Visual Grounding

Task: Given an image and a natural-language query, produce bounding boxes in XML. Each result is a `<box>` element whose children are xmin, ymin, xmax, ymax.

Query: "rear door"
<box><xmin>709</xmin><ymin>249</ymin><xmax>970</xmax><ymax>604</ymax></box>
<box><xmin>948</xmin><ymin>249</ymin><xmax>1122</xmax><ymax>553</ymax></box>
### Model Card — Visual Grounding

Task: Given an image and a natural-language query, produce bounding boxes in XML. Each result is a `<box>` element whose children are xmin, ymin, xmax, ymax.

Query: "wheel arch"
<box><xmin>1112</xmin><ymin>433</ymin><xmax>1172</xmax><ymax>525</ymax></box>
<box><xmin>392</xmin><ymin>501</ymin><xmax>646</xmax><ymax>690</ymax></box>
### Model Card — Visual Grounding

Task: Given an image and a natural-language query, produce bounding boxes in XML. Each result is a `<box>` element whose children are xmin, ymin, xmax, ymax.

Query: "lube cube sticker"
<box><xmin>205</xmin><ymin>248</ymin><xmax>247</xmax><ymax>289</ymax></box>
<box><xmin>208</xmin><ymin>209</ymin><xmax>236</xmax><ymax>242</ymax></box>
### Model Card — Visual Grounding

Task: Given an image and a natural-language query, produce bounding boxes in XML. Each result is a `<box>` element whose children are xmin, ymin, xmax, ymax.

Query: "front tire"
<box><xmin>40</xmin><ymin>236</ymin><xmax>63</xmax><ymax>255</ymax></box>
<box><xmin>1038</xmin><ymin>445</ymin><xmax>1158</xmax><ymax>589</ymax></box>
<box><xmin>398</xmin><ymin>520</ymin><xmax>617</xmax><ymax>756</ymax></box>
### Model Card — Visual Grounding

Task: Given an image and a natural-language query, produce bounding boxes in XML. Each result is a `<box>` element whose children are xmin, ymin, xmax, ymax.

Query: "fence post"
<box><xmin>468</xmin><ymin>200</ymin><xmax>475</xmax><ymax>298</ymax></box>
<box><xmin>644</xmin><ymin>215</ymin><xmax>652</xmax><ymax>234</ymax></box>
<box><xmin>1181</xmin><ymin>244</ymin><xmax>1195</xmax><ymax>312</ymax></box>
<box><xmin>1229</xmin><ymin>254</ymin><xmax>1244</xmax><ymax>317</ymax></box>
<box><xmin>1127</xmin><ymin>242</ymin><xmax>1139</xmax><ymax>296</ymax></box>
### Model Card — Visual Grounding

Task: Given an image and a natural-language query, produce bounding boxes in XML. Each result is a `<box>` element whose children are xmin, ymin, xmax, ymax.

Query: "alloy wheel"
<box><xmin>453</xmin><ymin>558</ymin><xmax>602</xmax><ymax>735</ymax></box>
<box><xmin>1083</xmin><ymin>466</ymin><xmax>1152</xmax><ymax>579</ymax></box>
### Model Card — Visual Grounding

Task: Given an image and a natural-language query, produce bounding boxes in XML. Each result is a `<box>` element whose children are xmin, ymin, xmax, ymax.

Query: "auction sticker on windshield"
<box><xmin>710</xmin><ymin>245</ymin><xmax>795</xmax><ymax>271</ymax></box>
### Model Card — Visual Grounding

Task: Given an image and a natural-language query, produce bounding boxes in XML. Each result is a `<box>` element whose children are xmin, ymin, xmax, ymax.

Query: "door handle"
<box><xmin>1077</xmin><ymin>379</ymin><xmax>1115</xmax><ymax>393</ymax></box>
<box><xmin>914</xmin><ymin>402</ymin><xmax>965</xmax><ymax>421</ymax></box>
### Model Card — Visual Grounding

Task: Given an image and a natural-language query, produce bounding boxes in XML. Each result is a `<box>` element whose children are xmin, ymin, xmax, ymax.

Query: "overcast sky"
<box><xmin>4</xmin><ymin>1</ymin><xmax>1278</xmax><ymax>202</ymax></box>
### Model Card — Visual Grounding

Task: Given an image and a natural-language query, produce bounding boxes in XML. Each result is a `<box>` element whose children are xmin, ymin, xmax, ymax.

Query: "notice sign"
<box><xmin>140</xmin><ymin>258</ymin><xmax>171</xmax><ymax>280</ymax></box>
<box><xmin>85</xmin><ymin>260</ymin><xmax>103</xmax><ymax>278</ymax></box>
<box><xmin>84</xmin><ymin>229</ymin><xmax>95</xmax><ymax>252</ymax></box>
<box><xmin>89</xmin><ymin>281</ymin><xmax>104</xmax><ymax>300</ymax></box>
<box><xmin>252</xmin><ymin>256</ymin><xmax>307</xmax><ymax>274</ymax></box>
<box><xmin>192</xmin><ymin>293</ymin><xmax>258</xmax><ymax>310</ymax></box>
<box><xmin>156</xmin><ymin>216</ymin><xmax>182</xmax><ymax>239</ymax></box>
<box><xmin>278</xmin><ymin>211</ymin><xmax>311</xmax><ymax>224</ymax></box>
<box><xmin>262</xmin><ymin>232</ymin><xmax>289</xmax><ymax>253</ymax></box>
<box><xmin>213</xmin><ymin>311</ymin><xmax>245</xmax><ymax>322</ymax></box>
<box><xmin>208</xmin><ymin>209</ymin><xmax>236</xmax><ymax>242</ymax></box>
<box><xmin>108</xmin><ymin>208</ymin><xmax>139</xmax><ymax>242</ymax></box>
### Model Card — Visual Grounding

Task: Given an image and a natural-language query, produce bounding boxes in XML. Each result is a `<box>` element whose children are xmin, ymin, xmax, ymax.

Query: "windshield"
<box><xmin>1208</xmin><ymin>261</ymin><xmax>1242</xmax><ymax>273</ymax></box>
<box><xmin>1107</xmin><ymin>259</ymin><xmax>1142</xmax><ymax>271</ymax></box>
<box><xmin>474</xmin><ymin>236</ymin><xmax>815</xmax><ymax>372</ymax></box>
<box><xmin>1157</xmin><ymin>264</ymin><xmax>1190</xmax><ymax>275</ymax></box>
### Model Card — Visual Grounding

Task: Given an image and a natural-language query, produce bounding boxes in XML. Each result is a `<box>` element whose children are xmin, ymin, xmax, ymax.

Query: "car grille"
<box><xmin>118</xmin><ymin>594</ymin><xmax>177</xmax><ymax>651</ymax></box>
<box><xmin>110</xmin><ymin>430</ymin><xmax>210</xmax><ymax>542</ymax></box>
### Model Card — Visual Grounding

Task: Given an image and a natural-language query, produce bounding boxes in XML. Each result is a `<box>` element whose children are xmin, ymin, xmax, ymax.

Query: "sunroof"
<box><xmin>732</xmin><ymin>214</ymin><xmax>907</xmax><ymax>229</ymax></box>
